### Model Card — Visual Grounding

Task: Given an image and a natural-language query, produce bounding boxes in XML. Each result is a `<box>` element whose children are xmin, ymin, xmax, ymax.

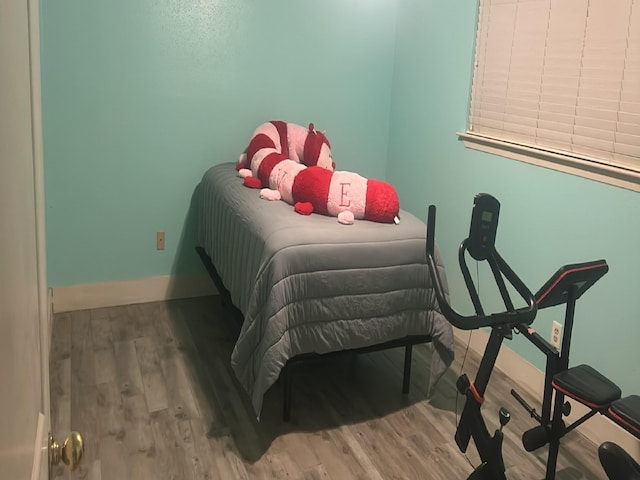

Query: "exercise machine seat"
<box><xmin>598</xmin><ymin>441</ymin><xmax>640</xmax><ymax>480</ymax></box>
<box><xmin>609</xmin><ymin>395</ymin><xmax>640</xmax><ymax>437</ymax></box>
<box><xmin>553</xmin><ymin>364</ymin><xmax>622</xmax><ymax>409</ymax></box>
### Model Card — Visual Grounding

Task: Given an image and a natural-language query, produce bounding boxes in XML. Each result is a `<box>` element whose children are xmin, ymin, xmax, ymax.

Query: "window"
<box><xmin>460</xmin><ymin>0</ymin><xmax>640</xmax><ymax>191</ymax></box>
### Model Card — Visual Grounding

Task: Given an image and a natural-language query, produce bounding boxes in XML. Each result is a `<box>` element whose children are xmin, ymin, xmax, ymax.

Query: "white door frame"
<box><xmin>29</xmin><ymin>0</ymin><xmax>52</xmax><ymax>476</ymax></box>
<box><xmin>29</xmin><ymin>0</ymin><xmax>52</xmax><ymax>417</ymax></box>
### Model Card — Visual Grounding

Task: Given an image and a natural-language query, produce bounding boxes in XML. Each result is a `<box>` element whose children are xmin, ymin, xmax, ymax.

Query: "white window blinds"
<box><xmin>468</xmin><ymin>0</ymin><xmax>640</xmax><ymax>180</ymax></box>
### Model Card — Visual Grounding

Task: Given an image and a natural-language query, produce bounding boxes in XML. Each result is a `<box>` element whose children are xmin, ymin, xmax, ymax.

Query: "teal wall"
<box><xmin>388</xmin><ymin>0</ymin><xmax>639</xmax><ymax>394</ymax></box>
<box><xmin>40</xmin><ymin>0</ymin><xmax>397</xmax><ymax>286</ymax></box>
<box><xmin>41</xmin><ymin>0</ymin><xmax>639</xmax><ymax>394</ymax></box>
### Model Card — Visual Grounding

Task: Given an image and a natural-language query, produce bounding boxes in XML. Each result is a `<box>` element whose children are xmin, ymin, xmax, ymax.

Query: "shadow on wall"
<box><xmin>166</xmin><ymin>182</ymin><xmax>217</xmax><ymax>300</ymax></box>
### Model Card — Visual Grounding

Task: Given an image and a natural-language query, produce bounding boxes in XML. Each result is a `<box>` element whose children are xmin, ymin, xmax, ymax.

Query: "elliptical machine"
<box><xmin>425</xmin><ymin>194</ymin><xmax>537</xmax><ymax>479</ymax></box>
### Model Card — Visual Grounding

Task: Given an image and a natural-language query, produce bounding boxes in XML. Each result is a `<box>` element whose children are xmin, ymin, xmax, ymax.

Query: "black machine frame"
<box><xmin>424</xmin><ymin>193</ymin><xmax>632</xmax><ymax>480</ymax></box>
<box><xmin>426</xmin><ymin>196</ymin><xmax>537</xmax><ymax>480</ymax></box>
<box><xmin>510</xmin><ymin>260</ymin><xmax>610</xmax><ymax>479</ymax></box>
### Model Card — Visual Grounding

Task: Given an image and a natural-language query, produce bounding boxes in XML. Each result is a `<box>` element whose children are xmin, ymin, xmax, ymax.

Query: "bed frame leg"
<box><xmin>283</xmin><ymin>363</ymin><xmax>292</xmax><ymax>422</ymax></box>
<box><xmin>403</xmin><ymin>345</ymin><xmax>413</xmax><ymax>394</ymax></box>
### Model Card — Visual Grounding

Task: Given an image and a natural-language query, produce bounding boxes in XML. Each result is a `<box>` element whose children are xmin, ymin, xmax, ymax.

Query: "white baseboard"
<box><xmin>454</xmin><ymin>328</ymin><xmax>640</xmax><ymax>462</ymax></box>
<box><xmin>51</xmin><ymin>274</ymin><xmax>218</xmax><ymax>313</ymax></box>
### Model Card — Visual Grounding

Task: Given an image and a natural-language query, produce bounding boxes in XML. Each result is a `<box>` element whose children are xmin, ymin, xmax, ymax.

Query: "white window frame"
<box><xmin>460</xmin><ymin>0</ymin><xmax>640</xmax><ymax>192</ymax></box>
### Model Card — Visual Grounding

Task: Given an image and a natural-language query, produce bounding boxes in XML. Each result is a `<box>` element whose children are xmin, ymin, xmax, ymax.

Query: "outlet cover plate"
<box><xmin>551</xmin><ymin>320</ymin><xmax>563</xmax><ymax>349</ymax></box>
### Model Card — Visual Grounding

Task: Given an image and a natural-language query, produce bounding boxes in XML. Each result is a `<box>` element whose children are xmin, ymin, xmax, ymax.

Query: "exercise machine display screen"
<box><xmin>468</xmin><ymin>193</ymin><xmax>500</xmax><ymax>261</ymax></box>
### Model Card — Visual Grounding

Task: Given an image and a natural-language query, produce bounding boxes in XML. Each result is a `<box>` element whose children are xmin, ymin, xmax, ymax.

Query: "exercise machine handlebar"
<box><xmin>426</xmin><ymin>201</ymin><xmax>537</xmax><ymax>331</ymax></box>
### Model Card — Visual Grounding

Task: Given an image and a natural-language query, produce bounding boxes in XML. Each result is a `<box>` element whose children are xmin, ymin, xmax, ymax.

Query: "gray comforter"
<box><xmin>197</xmin><ymin>163</ymin><xmax>454</xmax><ymax>417</ymax></box>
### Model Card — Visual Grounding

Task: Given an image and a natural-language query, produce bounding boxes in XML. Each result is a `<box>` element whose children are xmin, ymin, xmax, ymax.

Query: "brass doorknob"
<box><xmin>49</xmin><ymin>431</ymin><xmax>84</xmax><ymax>473</ymax></box>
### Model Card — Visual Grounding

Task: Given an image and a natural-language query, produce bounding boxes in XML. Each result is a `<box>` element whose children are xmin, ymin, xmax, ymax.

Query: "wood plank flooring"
<box><xmin>49</xmin><ymin>296</ymin><xmax>607</xmax><ymax>479</ymax></box>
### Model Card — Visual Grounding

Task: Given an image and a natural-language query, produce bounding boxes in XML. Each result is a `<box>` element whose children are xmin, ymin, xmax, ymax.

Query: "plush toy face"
<box><xmin>303</xmin><ymin>124</ymin><xmax>334</xmax><ymax>171</ymax></box>
<box><xmin>317</xmin><ymin>143</ymin><xmax>334</xmax><ymax>171</ymax></box>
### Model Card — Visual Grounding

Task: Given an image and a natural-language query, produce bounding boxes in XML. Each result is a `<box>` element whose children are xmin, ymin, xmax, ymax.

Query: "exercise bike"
<box><xmin>425</xmin><ymin>194</ymin><xmax>640</xmax><ymax>479</ymax></box>
<box><xmin>425</xmin><ymin>193</ymin><xmax>537</xmax><ymax>479</ymax></box>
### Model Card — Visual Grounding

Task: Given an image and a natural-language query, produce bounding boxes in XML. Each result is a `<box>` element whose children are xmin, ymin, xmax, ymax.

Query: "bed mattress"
<box><xmin>197</xmin><ymin>162</ymin><xmax>454</xmax><ymax>416</ymax></box>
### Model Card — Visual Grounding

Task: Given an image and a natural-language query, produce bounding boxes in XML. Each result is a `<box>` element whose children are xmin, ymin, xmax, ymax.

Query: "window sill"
<box><xmin>457</xmin><ymin>132</ymin><xmax>640</xmax><ymax>193</ymax></box>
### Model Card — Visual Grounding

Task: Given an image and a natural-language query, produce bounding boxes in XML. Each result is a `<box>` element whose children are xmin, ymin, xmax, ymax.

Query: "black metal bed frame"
<box><xmin>195</xmin><ymin>246</ymin><xmax>432</xmax><ymax>421</ymax></box>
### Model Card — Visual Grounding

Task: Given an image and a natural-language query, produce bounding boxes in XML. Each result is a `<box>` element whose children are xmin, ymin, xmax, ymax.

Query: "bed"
<box><xmin>196</xmin><ymin>162</ymin><xmax>454</xmax><ymax>419</ymax></box>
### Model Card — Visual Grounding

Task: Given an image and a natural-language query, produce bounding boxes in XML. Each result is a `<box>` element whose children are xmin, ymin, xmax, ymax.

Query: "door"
<box><xmin>0</xmin><ymin>0</ymin><xmax>51</xmax><ymax>478</ymax></box>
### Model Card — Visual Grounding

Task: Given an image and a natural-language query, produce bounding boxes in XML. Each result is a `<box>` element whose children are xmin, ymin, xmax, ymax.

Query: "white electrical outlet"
<box><xmin>156</xmin><ymin>231</ymin><xmax>165</xmax><ymax>250</ymax></box>
<box><xmin>550</xmin><ymin>320</ymin><xmax>563</xmax><ymax>349</ymax></box>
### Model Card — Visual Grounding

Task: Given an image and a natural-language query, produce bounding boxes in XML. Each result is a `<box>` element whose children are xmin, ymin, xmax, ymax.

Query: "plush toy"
<box><xmin>252</xmin><ymin>159</ymin><xmax>400</xmax><ymax>224</ymax></box>
<box><xmin>238</xmin><ymin>120</ymin><xmax>334</xmax><ymax>189</ymax></box>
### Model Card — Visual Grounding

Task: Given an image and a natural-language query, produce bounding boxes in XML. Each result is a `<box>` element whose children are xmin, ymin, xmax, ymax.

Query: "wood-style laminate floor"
<box><xmin>49</xmin><ymin>296</ymin><xmax>607</xmax><ymax>479</ymax></box>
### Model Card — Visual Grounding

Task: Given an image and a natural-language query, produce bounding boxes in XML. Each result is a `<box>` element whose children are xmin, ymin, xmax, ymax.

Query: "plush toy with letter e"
<box><xmin>252</xmin><ymin>159</ymin><xmax>400</xmax><ymax>225</ymax></box>
<box><xmin>238</xmin><ymin>120</ymin><xmax>400</xmax><ymax>224</ymax></box>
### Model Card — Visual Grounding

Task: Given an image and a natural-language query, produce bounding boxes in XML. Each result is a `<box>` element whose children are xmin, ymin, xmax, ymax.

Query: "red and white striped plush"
<box><xmin>238</xmin><ymin>120</ymin><xmax>333</xmax><ymax>188</ymax></box>
<box><xmin>259</xmin><ymin>159</ymin><xmax>400</xmax><ymax>224</ymax></box>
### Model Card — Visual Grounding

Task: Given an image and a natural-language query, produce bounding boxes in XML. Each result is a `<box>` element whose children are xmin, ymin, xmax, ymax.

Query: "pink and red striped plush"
<box><xmin>238</xmin><ymin>120</ymin><xmax>399</xmax><ymax>224</ymax></box>
<box><xmin>237</xmin><ymin>120</ymin><xmax>334</xmax><ymax>188</ymax></box>
<box><xmin>256</xmin><ymin>158</ymin><xmax>399</xmax><ymax>224</ymax></box>
<box><xmin>290</xmin><ymin>165</ymin><xmax>400</xmax><ymax>224</ymax></box>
